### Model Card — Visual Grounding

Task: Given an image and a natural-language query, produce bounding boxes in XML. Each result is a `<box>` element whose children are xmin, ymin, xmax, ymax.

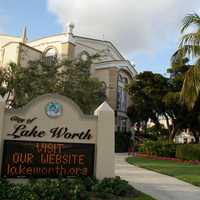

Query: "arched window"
<box><xmin>123</xmin><ymin>77</ymin><xmax>128</xmax><ymax>84</ymax></box>
<box><xmin>118</xmin><ymin>74</ymin><xmax>123</xmax><ymax>82</ymax></box>
<box><xmin>117</xmin><ymin>73</ymin><xmax>128</xmax><ymax>112</ymax></box>
<box><xmin>43</xmin><ymin>47</ymin><xmax>57</xmax><ymax>65</ymax></box>
<box><xmin>101</xmin><ymin>81</ymin><xmax>107</xmax><ymax>96</ymax></box>
<box><xmin>80</xmin><ymin>51</ymin><xmax>90</xmax><ymax>61</ymax></box>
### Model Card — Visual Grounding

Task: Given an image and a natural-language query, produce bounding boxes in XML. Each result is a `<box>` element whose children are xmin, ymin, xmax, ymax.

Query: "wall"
<box><xmin>108</xmin><ymin>67</ymin><xmax>118</xmax><ymax>110</ymax></box>
<box><xmin>0</xmin><ymin>35</ymin><xmax>21</xmax><ymax>66</ymax></box>
<box><xmin>1</xmin><ymin>42</ymin><xmax>20</xmax><ymax>66</ymax></box>
<box><xmin>93</xmin><ymin>68</ymin><xmax>110</xmax><ymax>97</ymax></box>
<box><xmin>19</xmin><ymin>44</ymin><xmax>42</xmax><ymax>67</ymax></box>
<box><xmin>0</xmin><ymin>35</ymin><xmax>21</xmax><ymax>48</ymax></box>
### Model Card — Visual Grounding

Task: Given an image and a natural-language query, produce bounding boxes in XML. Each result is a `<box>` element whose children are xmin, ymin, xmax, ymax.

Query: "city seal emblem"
<box><xmin>46</xmin><ymin>102</ymin><xmax>63</xmax><ymax>118</ymax></box>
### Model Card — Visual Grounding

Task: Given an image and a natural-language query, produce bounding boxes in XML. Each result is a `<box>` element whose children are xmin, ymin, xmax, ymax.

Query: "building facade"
<box><xmin>0</xmin><ymin>25</ymin><xmax>137</xmax><ymax>131</ymax></box>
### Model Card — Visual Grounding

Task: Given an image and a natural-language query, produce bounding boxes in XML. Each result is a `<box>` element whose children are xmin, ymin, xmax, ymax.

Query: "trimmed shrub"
<box><xmin>176</xmin><ymin>144</ymin><xmax>200</xmax><ymax>161</ymax></box>
<box><xmin>141</xmin><ymin>140</ymin><xmax>177</xmax><ymax>157</ymax></box>
<box><xmin>92</xmin><ymin>176</ymin><xmax>138</xmax><ymax>199</ymax></box>
<box><xmin>0</xmin><ymin>177</ymin><xmax>138</xmax><ymax>200</ymax></box>
<box><xmin>137</xmin><ymin>144</ymin><xmax>145</xmax><ymax>153</ymax></box>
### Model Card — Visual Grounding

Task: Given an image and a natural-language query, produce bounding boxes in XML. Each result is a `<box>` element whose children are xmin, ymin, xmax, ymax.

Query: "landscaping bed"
<box><xmin>127</xmin><ymin>156</ymin><xmax>200</xmax><ymax>186</ymax></box>
<box><xmin>0</xmin><ymin>177</ymin><xmax>156</xmax><ymax>200</ymax></box>
<box><xmin>136</xmin><ymin>141</ymin><xmax>200</xmax><ymax>164</ymax></box>
<box><xmin>134</xmin><ymin>152</ymin><xmax>200</xmax><ymax>165</ymax></box>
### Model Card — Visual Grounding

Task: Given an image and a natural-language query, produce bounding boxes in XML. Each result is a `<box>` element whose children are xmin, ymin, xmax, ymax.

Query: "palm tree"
<box><xmin>176</xmin><ymin>13</ymin><xmax>200</xmax><ymax>109</ymax></box>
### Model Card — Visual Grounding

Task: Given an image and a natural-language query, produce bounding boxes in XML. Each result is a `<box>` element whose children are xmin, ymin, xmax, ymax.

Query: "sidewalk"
<box><xmin>115</xmin><ymin>153</ymin><xmax>200</xmax><ymax>200</ymax></box>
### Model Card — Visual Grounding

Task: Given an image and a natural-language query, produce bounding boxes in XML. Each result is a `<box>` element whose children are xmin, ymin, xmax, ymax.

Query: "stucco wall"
<box><xmin>108</xmin><ymin>67</ymin><xmax>118</xmax><ymax>110</ymax></box>
<box><xmin>19</xmin><ymin>44</ymin><xmax>42</xmax><ymax>67</ymax></box>
<box><xmin>0</xmin><ymin>35</ymin><xmax>21</xmax><ymax>48</ymax></box>
<box><xmin>1</xmin><ymin>42</ymin><xmax>19</xmax><ymax>66</ymax></box>
<box><xmin>4</xmin><ymin>94</ymin><xmax>97</xmax><ymax>144</ymax></box>
<box><xmin>93</xmin><ymin>68</ymin><xmax>110</xmax><ymax>97</ymax></box>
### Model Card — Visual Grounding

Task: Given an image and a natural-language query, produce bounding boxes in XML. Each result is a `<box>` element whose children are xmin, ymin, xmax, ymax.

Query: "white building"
<box><xmin>0</xmin><ymin>25</ymin><xmax>137</xmax><ymax>131</ymax></box>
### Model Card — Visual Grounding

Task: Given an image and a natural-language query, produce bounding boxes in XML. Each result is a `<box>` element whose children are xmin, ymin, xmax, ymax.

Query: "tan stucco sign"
<box><xmin>0</xmin><ymin>94</ymin><xmax>115</xmax><ymax>180</ymax></box>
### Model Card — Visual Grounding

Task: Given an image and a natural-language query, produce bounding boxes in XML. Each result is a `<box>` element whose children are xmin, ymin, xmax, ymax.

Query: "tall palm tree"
<box><xmin>176</xmin><ymin>13</ymin><xmax>200</xmax><ymax>109</ymax></box>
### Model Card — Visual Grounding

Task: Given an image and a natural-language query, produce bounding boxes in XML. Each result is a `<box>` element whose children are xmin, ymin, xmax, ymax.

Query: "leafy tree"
<box><xmin>0</xmin><ymin>57</ymin><xmax>105</xmax><ymax>114</ymax></box>
<box><xmin>126</xmin><ymin>68</ymin><xmax>200</xmax><ymax>143</ymax></box>
<box><xmin>174</xmin><ymin>13</ymin><xmax>200</xmax><ymax>109</ymax></box>
<box><xmin>126</xmin><ymin>14</ymin><xmax>200</xmax><ymax>143</ymax></box>
<box><xmin>126</xmin><ymin>71</ymin><xmax>170</xmax><ymax>138</ymax></box>
<box><xmin>164</xmin><ymin>56</ymin><xmax>190</xmax><ymax>140</ymax></box>
<box><xmin>169</xmin><ymin>50</ymin><xmax>200</xmax><ymax>143</ymax></box>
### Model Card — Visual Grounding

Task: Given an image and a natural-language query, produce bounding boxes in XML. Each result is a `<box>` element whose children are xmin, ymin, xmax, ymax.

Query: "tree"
<box><xmin>166</xmin><ymin>55</ymin><xmax>200</xmax><ymax>143</ymax></box>
<box><xmin>126</xmin><ymin>71</ymin><xmax>171</xmax><ymax>138</ymax></box>
<box><xmin>174</xmin><ymin>13</ymin><xmax>200</xmax><ymax>109</ymax></box>
<box><xmin>165</xmin><ymin>56</ymin><xmax>191</xmax><ymax>140</ymax></box>
<box><xmin>126</xmin><ymin>68</ymin><xmax>200</xmax><ymax>142</ymax></box>
<box><xmin>0</xmin><ymin>57</ymin><xmax>105</xmax><ymax>114</ymax></box>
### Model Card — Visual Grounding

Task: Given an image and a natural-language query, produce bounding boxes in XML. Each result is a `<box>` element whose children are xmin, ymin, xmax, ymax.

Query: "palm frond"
<box><xmin>180</xmin><ymin>31</ymin><xmax>200</xmax><ymax>47</ymax></box>
<box><xmin>178</xmin><ymin>45</ymin><xmax>200</xmax><ymax>59</ymax></box>
<box><xmin>171</xmin><ymin>49</ymin><xmax>185</xmax><ymax>65</ymax></box>
<box><xmin>180</xmin><ymin>65</ymin><xmax>200</xmax><ymax>109</ymax></box>
<box><xmin>181</xmin><ymin>13</ymin><xmax>200</xmax><ymax>33</ymax></box>
<box><xmin>196</xmin><ymin>57</ymin><xmax>200</xmax><ymax>66</ymax></box>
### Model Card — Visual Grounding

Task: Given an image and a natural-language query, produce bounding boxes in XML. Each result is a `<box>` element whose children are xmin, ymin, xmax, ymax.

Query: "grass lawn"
<box><xmin>92</xmin><ymin>191</ymin><xmax>156</xmax><ymax>200</ymax></box>
<box><xmin>127</xmin><ymin>156</ymin><xmax>200</xmax><ymax>187</ymax></box>
<box><xmin>125</xmin><ymin>192</ymin><xmax>156</xmax><ymax>200</ymax></box>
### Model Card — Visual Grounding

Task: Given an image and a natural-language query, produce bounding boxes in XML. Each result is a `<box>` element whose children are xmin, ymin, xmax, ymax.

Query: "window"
<box><xmin>117</xmin><ymin>74</ymin><xmax>128</xmax><ymax>112</ymax></box>
<box><xmin>43</xmin><ymin>47</ymin><xmax>57</xmax><ymax>65</ymax></box>
<box><xmin>123</xmin><ymin>77</ymin><xmax>128</xmax><ymax>84</ymax></box>
<box><xmin>118</xmin><ymin>74</ymin><xmax>123</xmax><ymax>82</ymax></box>
<box><xmin>101</xmin><ymin>82</ymin><xmax>107</xmax><ymax>95</ymax></box>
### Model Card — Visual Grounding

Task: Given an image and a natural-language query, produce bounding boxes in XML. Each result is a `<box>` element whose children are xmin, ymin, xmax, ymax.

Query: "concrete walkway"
<box><xmin>115</xmin><ymin>153</ymin><xmax>200</xmax><ymax>200</ymax></box>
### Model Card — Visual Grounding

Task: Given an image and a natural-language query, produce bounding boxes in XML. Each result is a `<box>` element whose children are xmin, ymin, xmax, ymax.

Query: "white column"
<box><xmin>0</xmin><ymin>95</ymin><xmax>6</xmax><ymax>174</ymax></box>
<box><xmin>94</xmin><ymin>101</ymin><xmax>115</xmax><ymax>179</ymax></box>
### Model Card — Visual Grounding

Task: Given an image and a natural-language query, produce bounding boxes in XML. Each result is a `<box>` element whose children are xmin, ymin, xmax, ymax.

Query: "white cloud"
<box><xmin>48</xmin><ymin>0</ymin><xmax>200</xmax><ymax>58</ymax></box>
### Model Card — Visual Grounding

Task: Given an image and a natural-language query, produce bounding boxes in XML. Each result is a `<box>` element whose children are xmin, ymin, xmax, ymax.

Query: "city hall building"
<box><xmin>0</xmin><ymin>24</ymin><xmax>137</xmax><ymax>131</ymax></box>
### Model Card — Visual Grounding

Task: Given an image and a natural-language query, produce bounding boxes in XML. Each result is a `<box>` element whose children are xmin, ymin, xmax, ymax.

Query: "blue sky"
<box><xmin>0</xmin><ymin>0</ymin><xmax>199</xmax><ymax>75</ymax></box>
<box><xmin>0</xmin><ymin>0</ymin><xmax>61</xmax><ymax>39</ymax></box>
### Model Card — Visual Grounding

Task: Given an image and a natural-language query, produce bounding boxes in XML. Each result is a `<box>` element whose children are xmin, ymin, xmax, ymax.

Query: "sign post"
<box><xmin>94</xmin><ymin>102</ymin><xmax>115</xmax><ymax>179</ymax></box>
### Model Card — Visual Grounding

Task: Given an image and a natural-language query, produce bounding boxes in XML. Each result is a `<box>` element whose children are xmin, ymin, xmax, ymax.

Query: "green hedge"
<box><xmin>176</xmin><ymin>144</ymin><xmax>200</xmax><ymax>160</ymax></box>
<box><xmin>140</xmin><ymin>140</ymin><xmax>177</xmax><ymax>157</ymax></box>
<box><xmin>0</xmin><ymin>177</ymin><xmax>139</xmax><ymax>200</ymax></box>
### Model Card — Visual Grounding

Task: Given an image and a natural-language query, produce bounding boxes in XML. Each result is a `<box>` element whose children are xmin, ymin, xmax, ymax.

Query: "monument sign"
<box><xmin>0</xmin><ymin>94</ymin><xmax>115</xmax><ymax>180</ymax></box>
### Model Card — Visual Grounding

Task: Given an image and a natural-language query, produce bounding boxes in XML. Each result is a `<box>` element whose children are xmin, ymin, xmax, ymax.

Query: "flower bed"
<box><xmin>133</xmin><ymin>152</ymin><xmax>200</xmax><ymax>165</ymax></box>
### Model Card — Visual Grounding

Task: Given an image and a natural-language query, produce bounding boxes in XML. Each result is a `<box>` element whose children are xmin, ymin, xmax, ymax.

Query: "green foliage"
<box><xmin>175</xmin><ymin>13</ymin><xmax>200</xmax><ymax>109</ymax></box>
<box><xmin>115</xmin><ymin>131</ymin><xmax>131</xmax><ymax>152</ymax></box>
<box><xmin>127</xmin><ymin>48</ymin><xmax>200</xmax><ymax>142</ymax></box>
<box><xmin>80</xmin><ymin>176</ymin><xmax>99</xmax><ymax>191</ymax></box>
<box><xmin>0</xmin><ymin>179</ymin><xmax>13</xmax><ymax>200</ymax></box>
<box><xmin>0</xmin><ymin>179</ymin><xmax>89</xmax><ymax>200</ymax></box>
<box><xmin>126</xmin><ymin>72</ymin><xmax>169</xmax><ymax>127</ymax></box>
<box><xmin>176</xmin><ymin>144</ymin><xmax>200</xmax><ymax>161</ymax></box>
<box><xmin>0</xmin><ymin>58</ymin><xmax>105</xmax><ymax>114</ymax></box>
<box><xmin>146</xmin><ymin>125</ymin><xmax>169</xmax><ymax>140</ymax></box>
<box><xmin>0</xmin><ymin>177</ymin><xmax>139</xmax><ymax>200</ymax></box>
<box><xmin>92</xmin><ymin>176</ymin><xmax>138</xmax><ymax>199</ymax></box>
<box><xmin>142</xmin><ymin>140</ymin><xmax>177</xmax><ymax>157</ymax></box>
<box><xmin>137</xmin><ymin>144</ymin><xmax>145</xmax><ymax>153</ymax></box>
